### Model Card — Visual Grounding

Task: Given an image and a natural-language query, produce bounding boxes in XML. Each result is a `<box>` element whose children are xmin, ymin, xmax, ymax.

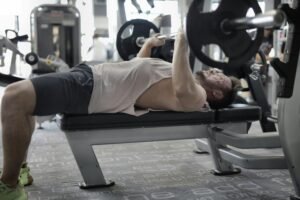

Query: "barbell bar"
<box><xmin>136</xmin><ymin>10</ymin><xmax>285</xmax><ymax>49</ymax></box>
<box><xmin>221</xmin><ymin>10</ymin><xmax>286</xmax><ymax>33</ymax></box>
<box><xmin>136</xmin><ymin>32</ymin><xmax>178</xmax><ymax>47</ymax></box>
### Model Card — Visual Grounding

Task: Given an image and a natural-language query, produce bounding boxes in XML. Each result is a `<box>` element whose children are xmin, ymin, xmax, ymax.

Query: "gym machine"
<box><xmin>30</xmin><ymin>4</ymin><xmax>81</xmax><ymax>73</ymax></box>
<box><xmin>117</xmin><ymin>0</ymin><xmax>156</xmax><ymax>26</ymax></box>
<box><xmin>271</xmin><ymin>2</ymin><xmax>300</xmax><ymax>199</ymax></box>
<box><xmin>0</xmin><ymin>30</ymin><xmax>28</xmax><ymax>86</ymax></box>
<box><xmin>187</xmin><ymin>0</ymin><xmax>285</xmax><ymax>171</ymax></box>
<box><xmin>25</xmin><ymin>52</ymin><xmax>69</xmax><ymax>73</ymax></box>
<box><xmin>185</xmin><ymin>0</ymin><xmax>300</xmax><ymax>199</ymax></box>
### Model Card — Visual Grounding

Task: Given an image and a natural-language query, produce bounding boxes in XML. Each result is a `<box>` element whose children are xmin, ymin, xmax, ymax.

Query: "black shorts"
<box><xmin>31</xmin><ymin>63</ymin><xmax>94</xmax><ymax>116</ymax></box>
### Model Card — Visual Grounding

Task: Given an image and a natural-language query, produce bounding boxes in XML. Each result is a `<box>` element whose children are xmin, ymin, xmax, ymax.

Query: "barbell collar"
<box><xmin>222</xmin><ymin>9</ymin><xmax>286</xmax><ymax>33</ymax></box>
<box><xmin>136</xmin><ymin>37</ymin><xmax>145</xmax><ymax>47</ymax></box>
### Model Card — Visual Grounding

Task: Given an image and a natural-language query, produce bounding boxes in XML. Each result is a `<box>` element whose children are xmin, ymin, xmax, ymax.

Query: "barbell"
<box><xmin>122</xmin><ymin>9</ymin><xmax>284</xmax><ymax>50</ymax></box>
<box><xmin>122</xmin><ymin>9</ymin><xmax>285</xmax><ymax>49</ymax></box>
<box><xmin>221</xmin><ymin>10</ymin><xmax>286</xmax><ymax>32</ymax></box>
<box><xmin>116</xmin><ymin>0</ymin><xmax>286</xmax><ymax>70</ymax></box>
<box><xmin>135</xmin><ymin>32</ymin><xmax>177</xmax><ymax>47</ymax></box>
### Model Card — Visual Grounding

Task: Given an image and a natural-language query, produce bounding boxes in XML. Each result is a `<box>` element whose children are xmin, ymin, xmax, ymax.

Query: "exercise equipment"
<box><xmin>0</xmin><ymin>33</ymin><xmax>27</xmax><ymax>86</ymax></box>
<box><xmin>30</xmin><ymin>4</ymin><xmax>81</xmax><ymax>71</ymax></box>
<box><xmin>188</xmin><ymin>1</ymin><xmax>300</xmax><ymax>199</ymax></box>
<box><xmin>186</xmin><ymin>0</ymin><xmax>285</xmax><ymax>71</ymax></box>
<box><xmin>25</xmin><ymin>52</ymin><xmax>69</xmax><ymax>73</ymax></box>
<box><xmin>270</xmin><ymin>2</ymin><xmax>300</xmax><ymax>199</ymax></box>
<box><xmin>135</xmin><ymin>32</ymin><xmax>177</xmax><ymax>47</ymax></box>
<box><xmin>116</xmin><ymin>19</ymin><xmax>176</xmax><ymax>62</ymax></box>
<box><xmin>222</xmin><ymin>10</ymin><xmax>286</xmax><ymax>31</ymax></box>
<box><xmin>60</xmin><ymin>104</ymin><xmax>261</xmax><ymax>188</ymax></box>
<box><xmin>159</xmin><ymin>39</ymin><xmax>175</xmax><ymax>63</ymax></box>
<box><xmin>0</xmin><ymin>34</ymin><xmax>26</xmax><ymax>74</ymax></box>
<box><xmin>58</xmin><ymin>2</ymin><xmax>300</xmax><ymax>200</ymax></box>
<box><xmin>116</xmin><ymin>19</ymin><xmax>160</xmax><ymax>60</ymax></box>
<box><xmin>136</xmin><ymin>32</ymin><xmax>176</xmax><ymax>63</ymax></box>
<box><xmin>4</xmin><ymin>29</ymin><xmax>28</xmax><ymax>46</ymax></box>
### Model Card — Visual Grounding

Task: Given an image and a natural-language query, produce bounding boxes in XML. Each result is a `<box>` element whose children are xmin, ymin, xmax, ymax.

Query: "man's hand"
<box><xmin>137</xmin><ymin>34</ymin><xmax>165</xmax><ymax>58</ymax></box>
<box><xmin>145</xmin><ymin>34</ymin><xmax>166</xmax><ymax>48</ymax></box>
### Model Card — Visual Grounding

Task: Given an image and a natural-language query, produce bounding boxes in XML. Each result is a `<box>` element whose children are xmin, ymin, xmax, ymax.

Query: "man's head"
<box><xmin>195</xmin><ymin>68</ymin><xmax>241</xmax><ymax>109</ymax></box>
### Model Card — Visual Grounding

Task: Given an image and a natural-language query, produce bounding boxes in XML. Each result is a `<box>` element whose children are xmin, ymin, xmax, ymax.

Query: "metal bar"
<box><xmin>222</xmin><ymin>10</ymin><xmax>286</xmax><ymax>32</ymax></box>
<box><xmin>136</xmin><ymin>32</ymin><xmax>177</xmax><ymax>47</ymax></box>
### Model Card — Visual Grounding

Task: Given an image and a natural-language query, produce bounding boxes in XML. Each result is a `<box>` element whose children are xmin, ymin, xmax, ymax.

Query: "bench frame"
<box><xmin>64</xmin><ymin>124</ymin><xmax>209</xmax><ymax>188</ymax></box>
<box><xmin>60</xmin><ymin>105</ymin><xmax>285</xmax><ymax>189</ymax></box>
<box><xmin>63</xmin><ymin>122</ymin><xmax>250</xmax><ymax>188</ymax></box>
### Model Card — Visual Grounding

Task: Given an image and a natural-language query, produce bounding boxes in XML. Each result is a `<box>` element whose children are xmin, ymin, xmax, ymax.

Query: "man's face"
<box><xmin>197</xmin><ymin>68</ymin><xmax>232</xmax><ymax>92</ymax></box>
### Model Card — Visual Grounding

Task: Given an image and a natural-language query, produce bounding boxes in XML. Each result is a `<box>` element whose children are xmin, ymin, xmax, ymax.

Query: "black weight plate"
<box><xmin>186</xmin><ymin>0</ymin><xmax>264</xmax><ymax>72</ymax></box>
<box><xmin>116</xmin><ymin>19</ymin><xmax>160</xmax><ymax>60</ymax></box>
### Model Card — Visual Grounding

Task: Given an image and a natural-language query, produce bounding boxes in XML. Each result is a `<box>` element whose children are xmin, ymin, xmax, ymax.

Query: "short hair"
<box><xmin>208</xmin><ymin>76</ymin><xmax>241</xmax><ymax>109</ymax></box>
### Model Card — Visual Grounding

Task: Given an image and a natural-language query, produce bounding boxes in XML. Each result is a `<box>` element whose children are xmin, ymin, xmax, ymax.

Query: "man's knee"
<box><xmin>1</xmin><ymin>80</ymin><xmax>36</xmax><ymax>116</ymax></box>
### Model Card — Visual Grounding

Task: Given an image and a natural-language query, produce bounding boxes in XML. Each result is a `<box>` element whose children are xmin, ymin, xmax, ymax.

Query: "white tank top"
<box><xmin>88</xmin><ymin>58</ymin><xmax>173</xmax><ymax>116</ymax></box>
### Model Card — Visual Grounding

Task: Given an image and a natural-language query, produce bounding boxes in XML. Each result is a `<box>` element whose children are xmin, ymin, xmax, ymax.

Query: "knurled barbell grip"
<box><xmin>136</xmin><ymin>32</ymin><xmax>177</xmax><ymax>47</ymax></box>
<box><xmin>221</xmin><ymin>9</ymin><xmax>286</xmax><ymax>33</ymax></box>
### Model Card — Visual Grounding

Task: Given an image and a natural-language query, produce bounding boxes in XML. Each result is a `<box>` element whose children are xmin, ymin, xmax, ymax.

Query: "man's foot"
<box><xmin>0</xmin><ymin>163</ymin><xmax>34</xmax><ymax>187</ymax></box>
<box><xmin>0</xmin><ymin>180</ymin><xmax>27</xmax><ymax>200</ymax></box>
<box><xmin>19</xmin><ymin>163</ymin><xmax>33</xmax><ymax>187</ymax></box>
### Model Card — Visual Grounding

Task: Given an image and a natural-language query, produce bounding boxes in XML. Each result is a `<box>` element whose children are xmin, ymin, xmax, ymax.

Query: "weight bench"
<box><xmin>59</xmin><ymin>104</ymin><xmax>280</xmax><ymax>189</ymax></box>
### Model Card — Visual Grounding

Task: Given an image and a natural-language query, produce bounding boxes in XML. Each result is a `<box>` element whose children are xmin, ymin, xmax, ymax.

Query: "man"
<box><xmin>0</xmin><ymin>29</ymin><xmax>240</xmax><ymax>199</ymax></box>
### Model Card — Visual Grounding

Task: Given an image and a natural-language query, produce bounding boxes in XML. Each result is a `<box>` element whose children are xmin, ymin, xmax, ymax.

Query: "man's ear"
<box><xmin>212</xmin><ymin>90</ymin><xmax>223</xmax><ymax>100</ymax></box>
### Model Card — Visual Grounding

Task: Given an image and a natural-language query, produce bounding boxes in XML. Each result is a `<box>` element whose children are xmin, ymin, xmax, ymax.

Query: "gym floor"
<box><xmin>0</xmin><ymin>86</ymin><xmax>293</xmax><ymax>200</ymax></box>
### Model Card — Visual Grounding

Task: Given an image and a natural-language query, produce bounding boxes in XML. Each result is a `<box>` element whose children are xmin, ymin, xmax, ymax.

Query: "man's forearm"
<box><xmin>137</xmin><ymin>43</ymin><xmax>153</xmax><ymax>58</ymax></box>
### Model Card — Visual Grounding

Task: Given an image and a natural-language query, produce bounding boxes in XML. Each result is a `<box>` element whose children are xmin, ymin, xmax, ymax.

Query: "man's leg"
<box><xmin>19</xmin><ymin>117</ymin><xmax>35</xmax><ymax>187</ymax></box>
<box><xmin>1</xmin><ymin>80</ymin><xmax>36</xmax><ymax>186</ymax></box>
<box><xmin>0</xmin><ymin>64</ymin><xmax>93</xmax><ymax>195</ymax></box>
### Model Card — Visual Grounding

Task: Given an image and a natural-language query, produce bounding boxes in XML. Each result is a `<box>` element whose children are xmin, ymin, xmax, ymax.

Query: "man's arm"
<box><xmin>136</xmin><ymin>35</ymin><xmax>165</xmax><ymax>58</ymax></box>
<box><xmin>172</xmin><ymin>29</ymin><xmax>207</xmax><ymax>111</ymax></box>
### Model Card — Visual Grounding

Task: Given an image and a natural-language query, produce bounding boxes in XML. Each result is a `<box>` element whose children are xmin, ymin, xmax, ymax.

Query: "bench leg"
<box><xmin>206</xmin><ymin>126</ymin><xmax>241</xmax><ymax>175</ymax></box>
<box><xmin>194</xmin><ymin>123</ymin><xmax>248</xmax><ymax>154</ymax></box>
<box><xmin>65</xmin><ymin>134</ymin><xmax>115</xmax><ymax>189</ymax></box>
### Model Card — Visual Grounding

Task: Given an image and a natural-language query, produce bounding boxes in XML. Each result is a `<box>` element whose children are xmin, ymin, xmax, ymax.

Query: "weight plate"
<box><xmin>116</xmin><ymin>19</ymin><xmax>160</xmax><ymax>60</ymax></box>
<box><xmin>186</xmin><ymin>0</ymin><xmax>264</xmax><ymax>73</ymax></box>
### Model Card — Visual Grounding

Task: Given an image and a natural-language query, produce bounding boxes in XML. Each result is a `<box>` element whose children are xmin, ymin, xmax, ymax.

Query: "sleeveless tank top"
<box><xmin>88</xmin><ymin>58</ymin><xmax>173</xmax><ymax>116</ymax></box>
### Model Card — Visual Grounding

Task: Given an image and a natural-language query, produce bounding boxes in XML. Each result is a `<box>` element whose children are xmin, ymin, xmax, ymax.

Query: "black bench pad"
<box><xmin>60</xmin><ymin>111</ymin><xmax>215</xmax><ymax>131</ymax></box>
<box><xmin>60</xmin><ymin>104</ymin><xmax>261</xmax><ymax>131</ymax></box>
<box><xmin>216</xmin><ymin>104</ymin><xmax>261</xmax><ymax>123</ymax></box>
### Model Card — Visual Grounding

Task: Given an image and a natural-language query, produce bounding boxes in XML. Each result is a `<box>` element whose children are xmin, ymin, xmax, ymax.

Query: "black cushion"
<box><xmin>60</xmin><ymin>110</ymin><xmax>215</xmax><ymax>130</ymax></box>
<box><xmin>216</xmin><ymin>104</ymin><xmax>261</xmax><ymax>123</ymax></box>
<box><xmin>60</xmin><ymin>104</ymin><xmax>261</xmax><ymax>131</ymax></box>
